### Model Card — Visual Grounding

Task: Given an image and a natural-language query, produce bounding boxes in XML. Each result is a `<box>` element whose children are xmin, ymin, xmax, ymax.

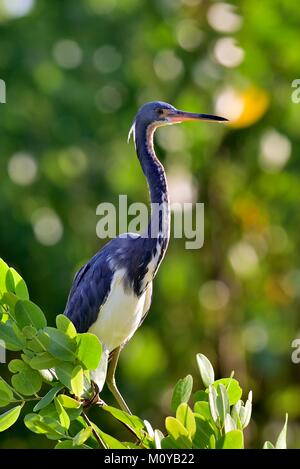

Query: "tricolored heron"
<box><xmin>64</xmin><ymin>101</ymin><xmax>227</xmax><ymax>413</ymax></box>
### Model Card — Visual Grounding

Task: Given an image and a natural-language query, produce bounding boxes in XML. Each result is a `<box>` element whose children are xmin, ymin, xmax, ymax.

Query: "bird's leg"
<box><xmin>106</xmin><ymin>346</ymin><xmax>132</xmax><ymax>415</ymax></box>
<box><xmin>82</xmin><ymin>381</ymin><xmax>103</xmax><ymax>409</ymax></box>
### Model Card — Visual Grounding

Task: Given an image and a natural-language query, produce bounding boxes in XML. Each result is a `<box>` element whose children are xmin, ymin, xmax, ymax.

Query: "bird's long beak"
<box><xmin>167</xmin><ymin>109</ymin><xmax>228</xmax><ymax>123</ymax></box>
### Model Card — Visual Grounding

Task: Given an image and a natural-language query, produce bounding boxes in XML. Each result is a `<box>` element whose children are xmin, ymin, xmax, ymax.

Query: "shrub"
<box><xmin>0</xmin><ymin>258</ymin><xmax>287</xmax><ymax>449</ymax></box>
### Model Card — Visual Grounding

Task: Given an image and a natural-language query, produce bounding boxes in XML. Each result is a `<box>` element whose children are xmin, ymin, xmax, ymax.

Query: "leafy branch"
<box><xmin>0</xmin><ymin>258</ymin><xmax>288</xmax><ymax>449</ymax></box>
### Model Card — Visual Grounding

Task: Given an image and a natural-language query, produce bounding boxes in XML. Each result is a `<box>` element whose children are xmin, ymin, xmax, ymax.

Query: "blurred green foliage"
<box><xmin>0</xmin><ymin>0</ymin><xmax>300</xmax><ymax>448</ymax></box>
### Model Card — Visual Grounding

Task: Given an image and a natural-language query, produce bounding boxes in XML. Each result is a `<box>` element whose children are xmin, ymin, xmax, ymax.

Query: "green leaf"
<box><xmin>221</xmin><ymin>430</ymin><xmax>244</xmax><ymax>449</ymax></box>
<box><xmin>73</xmin><ymin>427</ymin><xmax>92</xmax><ymax>446</ymax></box>
<box><xmin>165</xmin><ymin>417</ymin><xmax>192</xmax><ymax>448</ymax></box>
<box><xmin>55</xmin><ymin>363</ymin><xmax>74</xmax><ymax>390</ymax></box>
<box><xmin>30</xmin><ymin>352</ymin><xmax>59</xmax><ymax>370</ymax></box>
<box><xmin>8</xmin><ymin>359</ymin><xmax>27</xmax><ymax>373</ymax></box>
<box><xmin>0</xmin><ymin>380</ymin><xmax>13</xmax><ymax>407</ymax></box>
<box><xmin>161</xmin><ymin>435</ymin><xmax>183</xmax><ymax>449</ymax></box>
<box><xmin>54</xmin><ymin>397</ymin><xmax>70</xmax><ymax>430</ymax></box>
<box><xmin>154</xmin><ymin>429</ymin><xmax>164</xmax><ymax>449</ymax></box>
<box><xmin>124</xmin><ymin>442</ymin><xmax>141</xmax><ymax>449</ymax></box>
<box><xmin>165</xmin><ymin>417</ymin><xmax>189</xmax><ymax>439</ymax></box>
<box><xmin>224</xmin><ymin>413</ymin><xmax>237</xmax><ymax>433</ymax></box>
<box><xmin>26</xmin><ymin>333</ymin><xmax>47</xmax><ymax>353</ymax></box>
<box><xmin>171</xmin><ymin>375</ymin><xmax>193</xmax><ymax>413</ymax></box>
<box><xmin>0</xmin><ymin>259</ymin><xmax>9</xmax><ymax>296</ymax></box>
<box><xmin>56</xmin><ymin>395</ymin><xmax>80</xmax><ymax>409</ymax></box>
<box><xmin>231</xmin><ymin>401</ymin><xmax>242</xmax><ymax>429</ymax></box>
<box><xmin>12</xmin><ymin>371</ymin><xmax>42</xmax><ymax>396</ymax></box>
<box><xmin>5</xmin><ymin>270</ymin><xmax>14</xmax><ymax>295</ymax></box>
<box><xmin>56</xmin><ymin>314</ymin><xmax>77</xmax><ymax>338</ymax></box>
<box><xmin>6</xmin><ymin>268</ymin><xmax>29</xmax><ymax>300</ymax></box>
<box><xmin>213</xmin><ymin>378</ymin><xmax>242</xmax><ymax>406</ymax></box>
<box><xmin>39</xmin><ymin>403</ymin><xmax>59</xmax><ymax>419</ymax></box>
<box><xmin>22</xmin><ymin>350</ymin><xmax>34</xmax><ymax>362</ymax></box>
<box><xmin>209</xmin><ymin>434</ymin><xmax>216</xmax><ymax>449</ymax></box>
<box><xmin>33</xmin><ymin>385</ymin><xmax>63</xmax><ymax>412</ymax></box>
<box><xmin>71</xmin><ymin>365</ymin><xmax>84</xmax><ymax>397</ymax></box>
<box><xmin>216</xmin><ymin>383</ymin><xmax>229</xmax><ymax>424</ymax></box>
<box><xmin>103</xmin><ymin>405</ymin><xmax>145</xmax><ymax>438</ymax></box>
<box><xmin>98</xmin><ymin>429</ymin><xmax>127</xmax><ymax>449</ymax></box>
<box><xmin>0</xmin><ymin>292</ymin><xmax>18</xmax><ymax>313</ymax></box>
<box><xmin>22</xmin><ymin>326</ymin><xmax>37</xmax><ymax>339</ymax></box>
<box><xmin>0</xmin><ymin>405</ymin><xmax>22</xmax><ymax>432</ymax></box>
<box><xmin>194</xmin><ymin>390</ymin><xmax>208</xmax><ymax>402</ymax></box>
<box><xmin>263</xmin><ymin>441</ymin><xmax>275</xmax><ymax>449</ymax></box>
<box><xmin>24</xmin><ymin>413</ymin><xmax>67</xmax><ymax>439</ymax></box>
<box><xmin>143</xmin><ymin>418</ymin><xmax>154</xmax><ymax>437</ymax></box>
<box><xmin>193</xmin><ymin>415</ymin><xmax>215</xmax><ymax>449</ymax></box>
<box><xmin>196</xmin><ymin>354</ymin><xmax>214</xmax><ymax>388</ymax></box>
<box><xmin>194</xmin><ymin>401</ymin><xmax>211</xmax><ymax>420</ymax></box>
<box><xmin>275</xmin><ymin>414</ymin><xmax>288</xmax><ymax>449</ymax></box>
<box><xmin>0</xmin><ymin>321</ymin><xmax>26</xmax><ymax>351</ymax></box>
<box><xmin>43</xmin><ymin>327</ymin><xmax>76</xmax><ymax>361</ymax></box>
<box><xmin>55</xmin><ymin>440</ymin><xmax>91</xmax><ymax>449</ymax></box>
<box><xmin>75</xmin><ymin>333</ymin><xmax>102</xmax><ymax>370</ymax></box>
<box><xmin>11</xmin><ymin>361</ymin><xmax>43</xmax><ymax>396</ymax></box>
<box><xmin>239</xmin><ymin>391</ymin><xmax>252</xmax><ymax>429</ymax></box>
<box><xmin>56</xmin><ymin>395</ymin><xmax>81</xmax><ymax>420</ymax></box>
<box><xmin>15</xmin><ymin>300</ymin><xmax>46</xmax><ymax>330</ymax></box>
<box><xmin>176</xmin><ymin>403</ymin><xmax>196</xmax><ymax>438</ymax></box>
<box><xmin>208</xmin><ymin>385</ymin><xmax>218</xmax><ymax>422</ymax></box>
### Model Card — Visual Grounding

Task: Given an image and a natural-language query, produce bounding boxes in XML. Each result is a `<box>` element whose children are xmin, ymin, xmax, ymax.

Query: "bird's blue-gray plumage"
<box><xmin>64</xmin><ymin>234</ymin><xmax>162</xmax><ymax>334</ymax></box>
<box><xmin>64</xmin><ymin>101</ymin><xmax>172</xmax><ymax>341</ymax></box>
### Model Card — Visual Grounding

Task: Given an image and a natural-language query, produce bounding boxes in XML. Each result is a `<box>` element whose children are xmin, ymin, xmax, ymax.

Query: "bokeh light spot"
<box><xmin>153</xmin><ymin>49</ymin><xmax>183</xmax><ymax>81</ymax></box>
<box><xmin>53</xmin><ymin>39</ymin><xmax>82</xmax><ymax>69</ymax></box>
<box><xmin>207</xmin><ymin>2</ymin><xmax>242</xmax><ymax>33</ymax></box>
<box><xmin>175</xmin><ymin>20</ymin><xmax>203</xmax><ymax>51</ymax></box>
<box><xmin>259</xmin><ymin>130</ymin><xmax>291</xmax><ymax>173</ymax></box>
<box><xmin>199</xmin><ymin>280</ymin><xmax>230</xmax><ymax>311</ymax></box>
<box><xmin>242</xmin><ymin>321</ymin><xmax>268</xmax><ymax>352</ymax></box>
<box><xmin>85</xmin><ymin>0</ymin><xmax>116</xmax><ymax>15</ymax></box>
<box><xmin>215</xmin><ymin>86</ymin><xmax>269</xmax><ymax>128</ymax></box>
<box><xmin>58</xmin><ymin>147</ymin><xmax>87</xmax><ymax>178</ymax></box>
<box><xmin>95</xmin><ymin>84</ymin><xmax>123</xmax><ymax>113</ymax></box>
<box><xmin>157</xmin><ymin>126</ymin><xmax>187</xmax><ymax>152</ymax></box>
<box><xmin>228</xmin><ymin>241</ymin><xmax>258</xmax><ymax>278</ymax></box>
<box><xmin>93</xmin><ymin>45</ymin><xmax>122</xmax><ymax>74</ymax></box>
<box><xmin>3</xmin><ymin>0</ymin><xmax>35</xmax><ymax>18</ymax></box>
<box><xmin>168</xmin><ymin>166</ymin><xmax>197</xmax><ymax>205</ymax></box>
<box><xmin>31</xmin><ymin>208</ymin><xmax>63</xmax><ymax>246</ymax></box>
<box><xmin>8</xmin><ymin>153</ymin><xmax>38</xmax><ymax>186</ymax></box>
<box><xmin>214</xmin><ymin>37</ymin><xmax>244</xmax><ymax>68</ymax></box>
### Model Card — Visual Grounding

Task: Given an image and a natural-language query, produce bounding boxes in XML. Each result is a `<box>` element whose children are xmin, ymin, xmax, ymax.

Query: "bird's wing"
<box><xmin>64</xmin><ymin>249</ymin><xmax>114</xmax><ymax>333</ymax></box>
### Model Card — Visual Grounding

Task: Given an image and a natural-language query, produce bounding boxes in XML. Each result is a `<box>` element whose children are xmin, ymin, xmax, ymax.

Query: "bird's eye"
<box><xmin>157</xmin><ymin>108</ymin><xmax>164</xmax><ymax>116</ymax></box>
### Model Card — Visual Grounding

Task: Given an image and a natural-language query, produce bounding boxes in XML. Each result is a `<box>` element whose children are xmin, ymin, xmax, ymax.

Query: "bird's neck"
<box><xmin>134</xmin><ymin>123</ymin><xmax>170</xmax><ymax>243</ymax></box>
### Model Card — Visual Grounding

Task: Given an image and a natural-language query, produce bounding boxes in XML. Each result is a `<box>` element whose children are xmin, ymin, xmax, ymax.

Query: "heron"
<box><xmin>64</xmin><ymin>101</ymin><xmax>227</xmax><ymax>414</ymax></box>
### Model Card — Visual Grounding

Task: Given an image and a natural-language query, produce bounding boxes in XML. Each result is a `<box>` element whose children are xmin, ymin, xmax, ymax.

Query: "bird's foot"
<box><xmin>82</xmin><ymin>381</ymin><xmax>104</xmax><ymax>409</ymax></box>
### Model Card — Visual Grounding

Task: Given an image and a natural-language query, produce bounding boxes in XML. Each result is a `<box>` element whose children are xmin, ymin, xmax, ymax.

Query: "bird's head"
<box><xmin>128</xmin><ymin>100</ymin><xmax>228</xmax><ymax>142</ymax></box>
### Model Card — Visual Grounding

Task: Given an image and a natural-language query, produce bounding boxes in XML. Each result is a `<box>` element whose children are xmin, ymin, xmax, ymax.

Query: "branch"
<box><xmin>82</xmin><ymin>410</ymin><xmax>107</xmax><ymax>449</ymax></box>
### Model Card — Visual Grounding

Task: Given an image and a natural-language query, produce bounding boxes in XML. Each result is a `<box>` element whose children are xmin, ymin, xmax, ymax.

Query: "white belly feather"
<box><xmin>88</xmin><ymin>268</ymin><xmax>151</xmax><ymax>353</ymax></box>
